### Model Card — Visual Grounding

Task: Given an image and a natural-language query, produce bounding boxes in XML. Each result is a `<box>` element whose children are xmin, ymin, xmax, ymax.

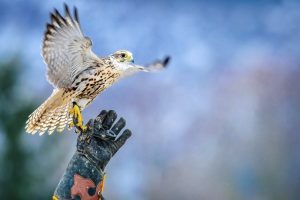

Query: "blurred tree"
<box><xmin>0</xmin><ymin>59</ymin><xmax>37</xmax><ymax>199</ymax></box>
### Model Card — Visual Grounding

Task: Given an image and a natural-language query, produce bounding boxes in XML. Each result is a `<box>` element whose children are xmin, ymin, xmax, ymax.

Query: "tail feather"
<box><xmin>48</xmin><ymin>106</ymin><xmax>66</xmax><ymax>135</ymax></box>
<box><xmin>26</xmin><ymin>89</ymin><xmax>73</xmax><ymax>135</ymax></box>
<box><xmin>57</xmin><ymin>106</ymin><xmax>71</xmax><ymax>132</ymax></box>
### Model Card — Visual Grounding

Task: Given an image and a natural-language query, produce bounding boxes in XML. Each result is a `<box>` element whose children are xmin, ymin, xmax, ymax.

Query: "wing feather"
<box><xmin>42</xmin><ymin>4</ymin><xmax>99</xmax><ymax>88</ymax></box>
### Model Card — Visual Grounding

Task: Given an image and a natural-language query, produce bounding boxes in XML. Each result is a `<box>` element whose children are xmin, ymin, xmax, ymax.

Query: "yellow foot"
<box><xmin>52</xmin><ymin>195</ymin><xmax>59</xmax><ymax>200</ymax></box>
<box><xmin>69</xmin><ymin>102</ymin><xmax>87</xmax><ymax>132</ymax></box>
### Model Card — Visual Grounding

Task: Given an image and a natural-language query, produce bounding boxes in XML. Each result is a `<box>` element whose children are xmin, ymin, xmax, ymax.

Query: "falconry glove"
<box><xmin>53</xmin><ymin>110</ymin><xmax>132</xmax><ymax>200</ymax></box>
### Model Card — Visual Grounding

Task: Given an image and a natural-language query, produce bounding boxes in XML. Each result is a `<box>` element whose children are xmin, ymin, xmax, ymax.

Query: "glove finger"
<box><xmin>86</xmin><ymin>119</ymin><xmax>94</xmax><ymax>131</ymax></box>
<box><xmin>111</xmin><ymin>117</ymin><xmax>126</xmax><ymax>136</ymax></box>
<box><xmin>102</xmin><ymin>110</ymin><xmax>117</xmax><ymax>130</ymax></box>
<box><xmin>111</xmin><ymin>129</ymin><xmax>132</xmax><ymax>155</ymax></box>
<box><xmin>86</xmin><ymin>119</ymin><xmax>94</xmax><ymax>127</ymax></box>
<box><xmin>93</xmin><ymin>110</ymin><xmax>108</xmax><ymax>134</ymax></box>
<box><xmin>95</xmin><ymin>110</ymin><xmax>108</xmax><ymax>124</ymax></box>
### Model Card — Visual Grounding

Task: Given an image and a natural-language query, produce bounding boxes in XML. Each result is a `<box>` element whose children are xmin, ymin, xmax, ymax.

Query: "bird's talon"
<box><xmin>77</xmin><ymin>124</ymin><xmax>87</xmax><ymax>132</ymax></box>
<box><xmin>70</xmin><ymin>102</ymin><xmax>87</xmax><ymax>133</ymax></box>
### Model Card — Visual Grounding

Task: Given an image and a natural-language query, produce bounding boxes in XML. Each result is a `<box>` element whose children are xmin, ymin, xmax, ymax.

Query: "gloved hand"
<box><xmin>53</xmin><ymin>110</ymin><xmax>132</xmax><ymax>200</ymax></box>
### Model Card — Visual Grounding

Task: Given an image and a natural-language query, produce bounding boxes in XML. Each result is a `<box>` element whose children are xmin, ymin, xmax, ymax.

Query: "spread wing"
<box><xmin>42</xmin><ymin>4</ymin><xmax>99</xmax><ymax>88</ymax></box>
<box><xmin>121</xmin><ymin>56</ymin><xmax>170</xmax><ymax>78</ymax></box>
<box><xmin>143</xmin><ymin>56</ymin><xmax>170</xmax><ymax>72</ymax></box>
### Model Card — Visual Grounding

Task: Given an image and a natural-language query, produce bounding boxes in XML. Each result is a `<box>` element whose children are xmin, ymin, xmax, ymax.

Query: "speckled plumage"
<box><xmin>26</xmin><ymin>56</ymin><xmax>121</xmax><ymax>135</ymax></box>
<box><xmin>25</xmin><ymin>4</ymin><xmax>170</xmax><ymax>135</ymax></box>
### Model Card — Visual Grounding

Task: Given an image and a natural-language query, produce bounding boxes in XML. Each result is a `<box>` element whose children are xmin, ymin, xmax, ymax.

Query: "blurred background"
<box><xmin>0</xmin><ymin>0</ymin><xmax>300</xmax><ymax>199</ymax></box>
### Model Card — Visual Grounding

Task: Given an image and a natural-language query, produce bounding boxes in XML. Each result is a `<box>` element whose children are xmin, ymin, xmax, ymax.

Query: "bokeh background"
<box><xmin>0</xmin><ymin>0</ymin><xmax>300</xmax><ymax>199</ymax></box>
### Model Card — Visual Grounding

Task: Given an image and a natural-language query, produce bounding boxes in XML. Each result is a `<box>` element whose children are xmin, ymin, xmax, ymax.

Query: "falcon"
<box><xmin>25</xmin><ymin>4</ymin><xmax>170</xmax><ymax>135</ymax></box>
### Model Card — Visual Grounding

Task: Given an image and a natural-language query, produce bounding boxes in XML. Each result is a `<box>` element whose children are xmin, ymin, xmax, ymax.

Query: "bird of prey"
<box><xmin>25</xmin><ymin>4</ymin><xmax>170</xmax><ymax>135</ymax></box>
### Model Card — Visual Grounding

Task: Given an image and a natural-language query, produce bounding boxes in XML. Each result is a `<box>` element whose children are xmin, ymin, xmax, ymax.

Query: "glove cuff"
<box><xmin>53</xmin><ymin>151</ymin><xmax>104</xmax><ymax>200</ymax></box>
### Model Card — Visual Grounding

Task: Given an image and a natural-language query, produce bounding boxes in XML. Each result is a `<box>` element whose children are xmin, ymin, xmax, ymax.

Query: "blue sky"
<box><xmin>1</xmin><ymin>0</ymin><xmax>300</xmax><ymax>199</ymax></box>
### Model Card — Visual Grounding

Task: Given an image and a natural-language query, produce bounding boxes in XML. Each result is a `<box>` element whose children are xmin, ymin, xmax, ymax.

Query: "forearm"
<box><xmin>54</xmin><ymin>152</ymin><xmax>104</xmax><ymax>199</ymax></box>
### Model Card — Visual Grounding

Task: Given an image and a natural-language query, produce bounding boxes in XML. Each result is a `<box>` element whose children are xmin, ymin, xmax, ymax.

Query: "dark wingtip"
<box><xmin>63</xmin><ymin>2</ymin><xmax>68</xmax><ymax>9</ymax></box>
<box><xmin>54</xmin><ymin>8</ymin><xmax>66</xmax><ymax>24</ymax></box>
<box><xmin>163</xmin><ymin>56</ymin><xmax>171</xmax><ymax>67</ymax></box>
<box><xmin>74</xmin><ymin>7</ymin><xmax>79</xmax><ymax>22</ymax></box>
<box><xmin>54</xmin><ymin>8</ymin><xmax>60</xmax><ymax>16</ymax></box>
<box><xmin>64</xmin><ymin>3</ymin><xmax>71</xmax><ymax>17</ymax></box>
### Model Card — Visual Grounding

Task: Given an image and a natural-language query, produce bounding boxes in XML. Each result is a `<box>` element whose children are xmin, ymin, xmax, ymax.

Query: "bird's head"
<box><xmin>110</xmin><ymin>49</ymin><xmax>169</xmax><ymax>75</ymax></box>
<box><xmin>111</xmin><ymin>50</ymin><xmax>134</xmax><ymax>64</ymax></box>
<box><xmin>110</xmin><ymin>50</ymin><xmax>145</xmax><ymax>74</ymax></box>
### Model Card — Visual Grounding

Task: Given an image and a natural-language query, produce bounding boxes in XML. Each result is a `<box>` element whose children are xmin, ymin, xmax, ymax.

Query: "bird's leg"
<box><xmin>52</xmin><ymin>195</ymin><xmax>59</xmax><ymax>200</ymax></box>
<box><xmin>69</xmin><ymin>102</ymin><xmax>87</xmax><ymax>132</ymax></box>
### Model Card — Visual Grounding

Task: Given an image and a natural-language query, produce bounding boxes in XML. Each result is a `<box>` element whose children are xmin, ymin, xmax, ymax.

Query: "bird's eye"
<box><xmin>121</xmin><ymin>53</ymin><xmax>126</xmax><ymax>58</ymax></box>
